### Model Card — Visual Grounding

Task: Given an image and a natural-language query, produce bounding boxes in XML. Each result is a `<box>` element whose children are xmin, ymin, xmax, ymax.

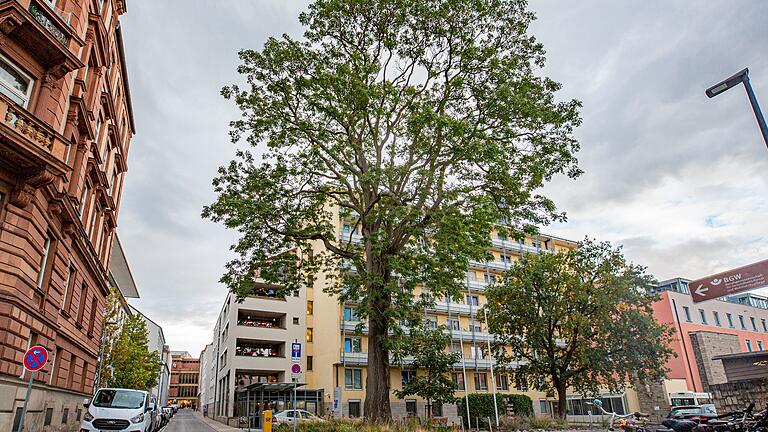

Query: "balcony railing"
<box><xmin>28</xmin><ymin>2</ymin><xmax>68</xmax><ymax>46</ymax></box>
<box><xmin>339</xmin><ymin>352</ymin><xmax>522</xmax><ymax>370</ymax></box>
<box><xmin>0</xmin><ymin>95</ymin><xmax>70</xmax><ymax>171</ymax></box>
<box><xmin>341</xmin><ymin>320</ymin><xmax>493</xmax><ymax>342</ymax></box>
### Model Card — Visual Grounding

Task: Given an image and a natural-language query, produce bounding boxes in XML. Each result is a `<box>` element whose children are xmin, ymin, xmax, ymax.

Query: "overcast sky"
<box><xmin>119</xmin><ymin>1</ymin><xmax>768</xmax><ymax>355</ymax></box>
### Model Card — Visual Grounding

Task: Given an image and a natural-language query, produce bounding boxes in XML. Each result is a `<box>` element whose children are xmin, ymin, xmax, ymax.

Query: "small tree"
<box><xmin>107</xmin><ymin>315</ymin><xmax>162</xmax><ymax>391</ymax></box>
<box><xmin>485</xmin><ymin>239</ymin><xmax>674</xmax><ymax>419</ymax></box>
<box><xmin>97</xmin><ymin>288</ymin><xmax>124</xmax><ymax>388</ymax></box>
<box><xmin>393</xmin><ymin>325</ymin><xmax>460</xmax><ymax>417</ymax></box>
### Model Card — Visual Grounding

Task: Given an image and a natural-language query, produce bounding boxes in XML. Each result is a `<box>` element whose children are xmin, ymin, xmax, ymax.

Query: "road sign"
<box><xmin>690</xmin><ymin>259</ymin><xmax>768</xmax><ymax>303</ymax></box>
<box><xmin>291</xmin><ymin>363</ymin><xmax>301</xmax><ymax>380</ymax></box>
<box><xmin>23</xmin><ymin>345</ymin><xmax>48</xmax><ymax>372</ymax></box>
<box><xmin>291</xmin><ymin>342</ymin><xmax>301</xmax><ymax>363</ymax></box>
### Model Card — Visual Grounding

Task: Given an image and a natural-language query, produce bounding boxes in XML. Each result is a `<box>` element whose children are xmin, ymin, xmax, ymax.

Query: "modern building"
<box><xmin>649</xmin><ymin>278</ymin><xmax>768</xmax><ymax>405</ymax></box>
<box><xmin>169</xmin><ymin>351</ymin><xmax>200</xmax><ymax>408</ymax></box>
<box><xmin>0</xmin><ymin>0</ymin><xmax>135</xmax><ymax>431</ymax></box>
<box><xmin>129</xmin><ymin>305</ymin><xmax>172</xmax><ymax>407</ymax></box>
<box><xmin>198</xmin><ymin>343</ymin><xmax>214</xmax><ymax>416</ymax></box>
<box><xmin>201</xmin><ymin>206</ymin><xmax>580</xmax><ymax>426</ymax></box>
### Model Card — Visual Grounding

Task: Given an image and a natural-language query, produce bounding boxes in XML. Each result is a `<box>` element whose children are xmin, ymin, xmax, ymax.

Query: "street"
<box><xmin>165</xmin><ymin>410</ymin><xmax>219</xmax><ymax>432</ymax></box>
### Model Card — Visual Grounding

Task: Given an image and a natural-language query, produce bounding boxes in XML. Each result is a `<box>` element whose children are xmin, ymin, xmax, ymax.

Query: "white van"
<box><xmin>80</xmin><ymin>388</ymin><xmax>155</xmax><ymax>432</ymax></box>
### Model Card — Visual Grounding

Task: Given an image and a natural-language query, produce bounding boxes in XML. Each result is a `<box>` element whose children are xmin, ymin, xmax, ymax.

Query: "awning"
<box><xmin>242</xmin><ymin>382</ymin><xmax>306</xmax><ymax>392</ymax></box>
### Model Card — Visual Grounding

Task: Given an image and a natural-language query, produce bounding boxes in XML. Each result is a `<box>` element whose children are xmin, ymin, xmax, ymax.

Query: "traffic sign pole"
<box><xmin>17</xmin><ymin>371</ymin><xmax>35</xmax><ymax>432</ymax></box>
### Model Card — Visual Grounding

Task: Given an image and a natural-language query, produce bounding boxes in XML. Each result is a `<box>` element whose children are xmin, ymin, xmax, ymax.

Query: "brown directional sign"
<box><xmin>690</xmin><ymin>259</ymin><xmax>768</xmax><ymax>303</ymax></box>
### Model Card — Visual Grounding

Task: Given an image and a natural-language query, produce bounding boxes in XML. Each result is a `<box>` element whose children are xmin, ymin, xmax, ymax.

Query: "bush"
<box><xmin>505</xmin><ymin>394</ymin><xmax>534</xmax><ymax>417</ymax></box>
<box><xmin>527</xmin><ymin>417</ymin><xmax>569</xmax><ymax>430</ymax></box>
<box><xmin>457</xmin><ymin>393</ymin><xmax>507</xmax><ymax>428</ymax></box>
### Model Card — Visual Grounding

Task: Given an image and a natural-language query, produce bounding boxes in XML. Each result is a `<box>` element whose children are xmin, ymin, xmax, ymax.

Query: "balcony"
<box><xmin>338</xmin><ymin>352</ymin><xmax>519</xmax><ymax>371</ymax></box>
<box><xmin>465</xmin><ymin>279</ymin><xmax>488</xmax><ymax>292</ymax></box>
<box><xmin>469</xmin><ymin>259</ymin><xmax>511</xmax><ymax>271</ymax></box>
<box><xmin>235</xmin><ymin>339</ymin><xmax>284</xmax><ymax>359</ymax></box>
<box><xmin>237</xmin><ymin>310</ymin><xmax>285</xmax><ymax>330</ymax></box>
<box><xmin>0</xmin><ymin>0</ymin><xmax>83</xmax><ymax>75</ymax></box>
<box><xmin>338</xmin><ymin>231</ymin><xmax>362</xmax><ymax>245</ymax></box>
<box><xmin>341</xmin><ymin>320</ymin><xmax>493</xmax><ymax>343</ymax></box>
<box><xmin>491</xmin><ymin>238</ymin><xmax>553</xmax><ymax>255</ymax></box>
<box><xmin>0</xmin><ymin>95</ymin><xmax>70</xmax><ymax>206</ymax></box>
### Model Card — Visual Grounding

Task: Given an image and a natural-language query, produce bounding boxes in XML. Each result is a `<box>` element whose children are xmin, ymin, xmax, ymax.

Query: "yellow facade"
<box><xmin>302</xmin><ymin>207</ymin><xmax>581</xmax><ymax>419</ymax></box>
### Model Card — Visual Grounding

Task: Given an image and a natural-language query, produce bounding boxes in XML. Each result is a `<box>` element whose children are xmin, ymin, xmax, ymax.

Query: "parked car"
<box><xmin>272</xmin><ymin>410</ymin><xmax>326</xmax><ymax>425</ymax></box>
<box><xmin>80</xmin><ymin>388</ymin><xmax>155</xmax><ymax>432</ymax></box>
<box><xmin>668</xmin><ymin>405</ymin><xmax>718</xmax><ymax>421</ymax></box>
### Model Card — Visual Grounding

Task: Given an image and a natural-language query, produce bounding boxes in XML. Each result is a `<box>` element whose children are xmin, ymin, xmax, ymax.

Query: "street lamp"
<box><xmin>706</xmin><ymin>67</ymin><xmax>768</xmax><ymax>150</ymax></box>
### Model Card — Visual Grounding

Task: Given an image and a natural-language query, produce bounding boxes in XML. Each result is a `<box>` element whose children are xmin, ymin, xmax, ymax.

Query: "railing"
<box><xmin>465</xmin><ymin>279</ymin><xmax>488</xmax><ymax>291</ymax></box>
<box><xmin>338</xmin><ymin>232</ymin><xmax>362</xmax><ymax>244</ymax></box>
<box><xmin>341</xmin><ymin>320</ymin><xmax>493</xmax><ymax>342</ymax></box>
<box><xmin>1</xmin><ymin>97</ymin><xmax>69</xmax><ymax>164</ymax></box>
<box><xmin>28</xmin><ymin>2</ymin><xmax>69</xmax><ymax>46</ymax></box>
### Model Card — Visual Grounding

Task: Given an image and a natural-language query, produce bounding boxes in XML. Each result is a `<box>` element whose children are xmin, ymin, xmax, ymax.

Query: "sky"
<box><xmin>119</xmin><ymin>1</ymin><xmax>768</xmax><ymax>355</ymax></box>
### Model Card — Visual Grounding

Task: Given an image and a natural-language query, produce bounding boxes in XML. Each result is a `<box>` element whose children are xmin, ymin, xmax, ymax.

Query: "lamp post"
<box><xmin>706</xmin><ymin>67</ymin><xmax>768</xmax><ymax>150</ymax></box>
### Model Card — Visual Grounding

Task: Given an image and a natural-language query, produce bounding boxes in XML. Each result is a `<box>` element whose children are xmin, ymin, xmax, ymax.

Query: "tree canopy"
<box><xmin>107</xmin><ymin>314</ymin><xmax>162</xmax><ymax>391</ymax></box>
<box><xmin>204</xmin><ymin>0</ymin><xmax>581</xmax><ymax>420</ymax></box>
<box><xmin>484</xmin><ymin>239</ymin><xmax>675</xmax><ymax>419</ymax></box>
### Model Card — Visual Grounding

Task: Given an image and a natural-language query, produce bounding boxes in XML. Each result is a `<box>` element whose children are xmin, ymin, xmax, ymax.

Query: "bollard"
<box><xmin>263</xmin><ymin>410</ymin><xmax>273</xmax><ymax>432</ymax></box>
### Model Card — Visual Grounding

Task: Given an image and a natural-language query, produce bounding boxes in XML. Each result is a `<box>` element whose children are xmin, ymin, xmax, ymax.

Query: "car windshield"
<box><xmin>93</xmin><ymin>390</ymin><xmax>145</xmax><ymax>409</ymax></box>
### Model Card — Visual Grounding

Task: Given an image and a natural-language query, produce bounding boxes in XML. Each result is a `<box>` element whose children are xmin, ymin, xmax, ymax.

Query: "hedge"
<box><xmin>505</xmin><ymin>394</ymin><xmax>534</xmax><ymax>417</ymax></box>
<box><xmin>457</xmin><ymin>393</ymin><xmax>506</xmax><ymax>428</ymax></box>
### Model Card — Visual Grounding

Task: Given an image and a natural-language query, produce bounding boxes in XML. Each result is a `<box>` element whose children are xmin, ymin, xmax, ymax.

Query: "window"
<box><xmin>496</xmin><ymin>374</ymin><xmax>509</xmax><ymax>391</ymax></box>
<box><xmin>0</xmin><ymin>54</ymin><xmax>33</xmax><ymax>107</ymax></box>
<box><xmin>87</xmin><ymin>296</ymin><xmax>97</xmax><ymax>335</ymax></box>
<box><xmin>497</xmin><ymin>232</ymin><xmax>507</xmax><ymax>241</ymax></box>
<box><xmin>746</xmin><ymin>339</ymin><xmax>753</xmax><ymax>352</ymax></box>
<box><xmin>345</xmin><ymin>368</ymin><xmax>362</xmax><ymax>390</ymax></box>
<box><xmin>515</xmin><ymin>375</ymin><xmax>528</xmax><ymax>391</ymax></box>
<box><xmin>344</xmin><ymin>306</ymin><xmax>360</xmax><ymax>321</ymax></box>
<box><xmin>306</xmin><ymin>328</ymin><xmax>313</xmax><ymax>343</ymax></box>
<box><xmin>470</xmin><ymin>345</ymin><xmax>484</xmax><ymax>359</ymax></box>
<box><xmin>499</xmin><ymin>255</ymin><xmax>512</xmax><ymax>264</ymax></box>
<box><xmin>76</xmin><ymin>284</ymin><xmax>87</xmax><ymax>323</ymax></box>
<box><xmin>405</xmin><ymin>400</ymin><xmax>417</xmax><ymax>417</ymax></box>
<box><xmin>483</xmin><ymin>274</ymin><xmax>496</xmax><ymax>284</ymax></box>
<box><xmin>751</xmin><ymin>317</ymin><xmax>758</xmax><ymax>332</ymax></box>
<box><xmin>727</xmin><ymin>313</ymin><xmax>734</xmax><ymax>328</ymax></box>
<box><xmin>452</xmin><ymin>372</ymin><xmax>465</xmax><ymax>390</ymax></box>
<box><xmin>307</xmin><ymin>356</ymin><xmax>313</xmax><ymax>371</ymax></box>
<box><xmin>293</xmin><ymin>317</ymin><xmax>299</xmax><ymax>325</ymax></box>
<box><xmin>348</xmin><ymin>401</ymin><xmax>361</xmax><ymax>418</ymax></box>
<box><xmin>540</xmin><ymin>401</ymin><xmax>550</xmax><ymax>414</ymax></box>
<box><xmin>307</xmin><ymin>301</ymin><xmax>313</xmax><ymax>315</ymax></box>
<box><xmin>739</xmin><ymin>315</ymin><xmax>746</xmax><ymax>330</ymax></box>
<box><xmin>474</xmin><ymin>373</ymin><xmax>488</xmax><ymax>391</ymax></box>
<box><xmin>62</xmin><ymin>408</ymin><xmax>69</xmax><ymax>425</ymax></box>
<box><xmin>713</xmin><ymin>311</ymin><xmax>721</xmax><ymax>327</ymax></box>
<box><xmin>432</xmin><ymin>403</ymin><xmax>443</xmax><ymax>417</ymax></box>
<box><xmin>344</xmin><ymin>337</ymin><xmax>361</xmax><ymax>353</ymax></box>
<box><xmin>44</xmin><ymin>408</ymin><xmax>53</xmax><ymax>426</ymax></box>
<box><xmin>763</xmin><ymin>319</ymin><xmax>767</xmax><ymax>332</ymax></box>
<box><xmin>466</xmin><ymin>295</ymin><xmax>479</xmax><ymax>306</ymax></box>
<box><xmin>36</xmin><ymin>236</ymin><xmax>52</xmax><ymax>289</ymax></box>
<box><xmin>682</xmin><ymin>306</ymin><xmax>691</xmax><ymax>322</ymax></box>
<box><xmin>448</xmin><ymin>319</ymin><xmax>460</xmax><ymax>331</ymax></box>
<box><xmin>401</xmin><ymin>370</ymin><xmax>416</xmax><ymax>387</ymax></box>
<box><xmin>759</xmin><ymin>341</ymin><xmax>764</xmax><ymax>352</ymax></box>
<box><xmin>62</xmin><ymin>264</ymin><xmax>76</xmax><ymax>312</ymax></box>
<box><xmin>699</xmin><ymin>309</ymin><xmax>707</xmax><ymax>324</ymax></box>
<box><xmin>425</xmin><ymin>317</ymin><xmax>438</xmax><ymax>329</ymax></box>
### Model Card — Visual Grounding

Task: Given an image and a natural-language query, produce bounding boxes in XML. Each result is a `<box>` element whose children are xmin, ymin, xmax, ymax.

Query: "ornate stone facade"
<box><xmin>0</xmin><ymin>1</ymin><xmax>134</xmax><ymax>431</ymax></box>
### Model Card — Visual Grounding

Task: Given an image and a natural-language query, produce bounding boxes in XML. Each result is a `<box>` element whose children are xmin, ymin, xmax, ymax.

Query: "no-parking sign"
<box><xmin>23</xmin><ymin>346</ymin><xmax>48</xmax><ymax>372</ymax></box>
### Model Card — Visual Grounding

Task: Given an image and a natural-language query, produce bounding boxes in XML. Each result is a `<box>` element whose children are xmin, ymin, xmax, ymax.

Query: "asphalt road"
<box><xmin>164</xmin><ymin>410</ymin><xmax>217</xmax><ymax>432</ymax></box>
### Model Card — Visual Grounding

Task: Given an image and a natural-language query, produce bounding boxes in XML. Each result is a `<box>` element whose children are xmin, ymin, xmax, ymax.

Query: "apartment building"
<box><xmin>650</xmin><ymin>278</ymin><xmax>768</xmax><ymax>404</ymax></box>
<box><xmin>0</xmin><ymin>0</ymin><xmax>135</xmax><ymax>430</ymax></box>
<box><xmin>199</xmin><ymin>342</ymin><xmax>214</xmax><ymax>416</ymax></box>
<box><xmin>201</xmin><ymin>205</ymin><xmax>579</xmax><ymax>426</ymax></box>
<box><xmin>169</xmin><ymin>351</ymin><xmax>200</xmax><ymax>408</ymax></box>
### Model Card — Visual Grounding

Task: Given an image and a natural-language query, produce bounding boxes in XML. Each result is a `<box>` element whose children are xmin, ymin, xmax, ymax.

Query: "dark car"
<box><xmin>668</xmin><ymin>405</ymin><xmax>718</xmax><ymax>421</ymax></box>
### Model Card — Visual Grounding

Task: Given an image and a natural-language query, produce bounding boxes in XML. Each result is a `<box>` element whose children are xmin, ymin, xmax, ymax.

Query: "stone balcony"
<box><xmin>0</xmin><ymin>94</ymin><xmax>71</xmax><ymax>206</ymax></box>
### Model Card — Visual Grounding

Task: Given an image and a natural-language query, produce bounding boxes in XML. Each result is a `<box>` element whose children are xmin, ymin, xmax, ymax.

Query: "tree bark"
<box><xmin>364</xmin><ymin>303</ymin><xmax>392</xmax><ymax>422</ymax></box>
<box><xmin>556</xmin><ymin>382</ymin><xmax>568</xmax><ymax>420</ymax></box>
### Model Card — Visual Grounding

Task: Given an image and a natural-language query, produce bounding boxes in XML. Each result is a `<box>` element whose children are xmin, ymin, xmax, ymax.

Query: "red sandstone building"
<box><xmin>169</xmin><ymin>351</ymin><xmax>200</xmax><ymax>409</ymax></box>
<box><xmin>0</xmin><ymin>0</ymin><xmax>134</xmax><ymax>430</ymax></box>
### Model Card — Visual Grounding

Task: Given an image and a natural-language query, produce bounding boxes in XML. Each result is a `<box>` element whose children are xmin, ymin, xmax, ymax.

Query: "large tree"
<box><xmin>484</xmin><ymin>239</ymin><xmax>675</xmax><ymax>419</ymax></box>
<box><xmin>204</xmin><ymin>0</ymin><xmax>581</xmax><ymax>421</ymax></box>
<box><xmin>107</xmin><ymin>315</ymin><xmax>162</xmax><ymax>391</ymax></box>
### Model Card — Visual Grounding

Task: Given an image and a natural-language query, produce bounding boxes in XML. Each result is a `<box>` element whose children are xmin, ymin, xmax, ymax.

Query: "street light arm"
<box><xmin>706</xmin><ymin>68</ymin><xmax>749</xmax><ymax>98</ymax></box>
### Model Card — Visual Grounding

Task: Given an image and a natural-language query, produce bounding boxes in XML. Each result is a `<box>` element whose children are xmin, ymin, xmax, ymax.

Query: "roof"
<box><xmin>171</xmin><ymin>351</ymin><xmax>193</xmax><ymax>358</ymax></box>
<box><xmin>109</xmin><ymin>234</ymin><xmax>139</xmax><ymax>298</ymax></box>
<box><xmin>713</xmin><ymin>351</ymin><xmax>768</xmax><ymax>361</ymax></box>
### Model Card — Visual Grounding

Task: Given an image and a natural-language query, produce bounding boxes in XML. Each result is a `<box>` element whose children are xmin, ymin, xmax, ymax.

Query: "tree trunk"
<box><xmin>364</xmin><ymin>306</ymin><xmax>392</xmax><ymax>422</ymax></box>
<box><xmin>556</xmin><ymin>382</ymin><xmax>568</xmax><ymax>420</ymax></box>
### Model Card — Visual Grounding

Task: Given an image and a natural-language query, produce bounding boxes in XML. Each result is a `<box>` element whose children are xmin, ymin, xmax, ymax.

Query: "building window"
<box><xmin>401</xmin><ymin>370</ymin><xmax>416</xmax><ymax>387</ymax></box>
<box><xmin>36</xmin><ymin>236</ymin><xmax>52</xmax><ymax>289</ymax></box>
<box><xmin>44</xmin><ymin>408</ymin><xmax>53</xmax><ymax>426</ymax></box>
<box><xmin>496</xmin><ymin>374</ymin><xmax>509</xmax><ymax>391</ymax></box>
<box><xmin>448</xmin><ymin>319</ymin><xmax>460</xmax><ymax>331</ymax></box>
<box><xmin>763</xmin><ymin>319</ymin><xmax>767</xmax><ymax>332</ymax></box>
<box><xmin>306</xmin><ymin>328</ymin><xmax>313</xmax><ymax>343</ymax></box>
<box><xmin>405</xmin><ymin>400</ymin><xmax>417</xmax><ymax>417</ymax></box>
<box><xmin>483</xmin><ymin>273</ymin><xmax>496</xmax><ymax>284</ymax></box>
<box><xmin>61</xmin><ymin>408</ymin><xmax>69</xmax><ymax>425</ymax></box>
<box><xmin>293</xmin><ymin>317</ymin><xmax>299</xmax><ymax>325</ymax></box>
<box><xmin>515</xmin><ymin>374</ymin><xmax>528</xmax><ymax>391</ymax></box>
<box><xmin>452</xmin><ymin>372</ymin><xmax>465</xmax><ymax>390</ymax></box>
<box><xmin>713</xmin><ymin>311</ymin><xmax>721</xmax><ymax>327</ymax></box>
<box><xmin>307</xmin><ymin>301</ymin><xmax>313</xmax><ymax>315</ymax></box>
<box><xmin>759</xmin><ymin>341</ymin><xmax>764</xmax><ymax>351</ymax></box>
<box><xmin>87</xmin><ymin>296</ymin><xmax>97</xmax><ymax>335</ymax></box>
<box><xmin>751</xmin><ymin>317</ymin><xmax>758</xmax><ymax>332</ymax></box>
<box><xmin>307</xmin><ymin>356</ymin><xmax>313</xmax><ymax>371</ymax></box>
<box><xmin>345</xmin><ymin>368</ymin><xmax>362</xmax><ymax>390</ymax></box>
<box><xmin>432</xmin><ymin>403</ymin><xmax>443</xmax><ymax>417</ymax></box>
<box><xmin>348</xmin><ymin>400</ymin><xmax>361</xmax><ymax>418</ymax></box>
<box><xmin>466</xmin><ymin>295</ymin><xmax>479</xmax><ymax>306</ymax></box>
<box><xmin>76</xmin><ymin>284</ymin><xmax>88</xmax><ymax>323</ymax></box>
<box><xmin>0</xmin><ymin>54</ymin><xmax>33</xmax><ymax>107</ymax></box>
<box><xmin>699</xmin><ymin>309</ymin><xmax>707</xmax><ymax>324</ymax></box>
<box><xmin>343</xmin><ymin>306</ymin><xmax>360</xmax><ymax>321</ymax></box>
<box><xmin>344</xmin><ymin>337</ymin><xmax>361</xmax><ymax>353</ymax></box>
<box><xmin>682</xmin><ymin>306</ymin><xmax>691</xmax><ymax>322</ymax></box>
<box><xmin>727</xmin><ymin>313</ymin><xmax>734</xmax><ymax>328</ymax></box>
<box><xmin>739</xmin><ymin>315</ymin><xmax>746</xmax><ymax>330</ymax></box>
<box><xmin>746</xmin><ymin>339</ymin><xmax>753</xmax><ymax>352</ymax></box>
<box><xmin>62</xmin><ymin>264</ymin><xmax>76</xmax><ymax>312</ymax></box>
<box><xmin>474</xmin><ymin>373</ymin><xmax>488</xmax><ymax>391</ymax></box>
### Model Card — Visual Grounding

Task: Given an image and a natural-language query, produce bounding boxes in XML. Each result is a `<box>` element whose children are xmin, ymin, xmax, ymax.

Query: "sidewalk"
<box><xmin>194</xmin><ymin>411</ymin><xmax>251</xmax><ymax>432</ymax></box>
